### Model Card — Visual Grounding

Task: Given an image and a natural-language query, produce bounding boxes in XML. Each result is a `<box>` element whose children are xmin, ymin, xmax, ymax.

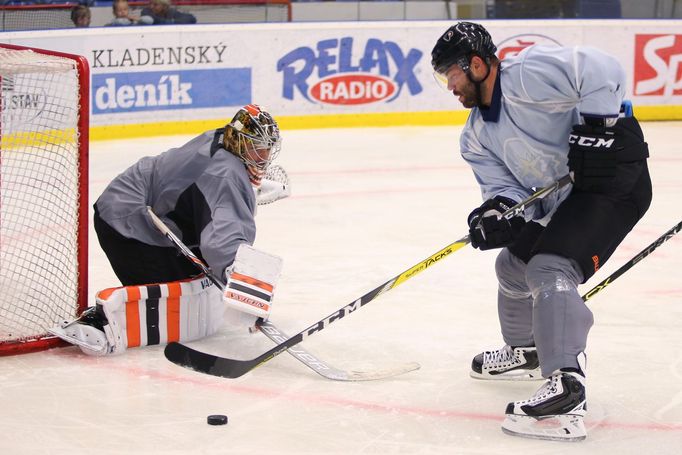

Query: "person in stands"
<box><xmin>107</xmin><ymin>0</ymin><xmax>154</xmax><ymax>26</ymax></box>
<box><xmin>140</xmin><ymin>0</ymin><xmax>197</xmax><ymax>24</ymax></box>
<box><xmin>70</xmin><ymin>5</ymin><xmax>91</xmax><ymax>28</ymax></box>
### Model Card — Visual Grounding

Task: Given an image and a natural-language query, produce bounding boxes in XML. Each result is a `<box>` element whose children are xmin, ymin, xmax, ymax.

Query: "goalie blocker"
<box><xmin>224</xmin><ymin>244</ymin><xmax>283</xmax><ymax>320</ymax></box>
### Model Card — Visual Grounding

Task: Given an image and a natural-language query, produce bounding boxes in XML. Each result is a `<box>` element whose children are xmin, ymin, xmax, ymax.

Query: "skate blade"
<box><xmin>469</xmin><ymin>370</ymin><xmax>543</xmax><ymax>381</ymax></box>
<box><xmin>46</xmin><ymin>326</ymin><xmax>106</xmax><ymax>354</ymax></box>
<box><xmin>501</xmin><ymin>413</ymin><xmax>586</xmax><ymax>442</ymax></box>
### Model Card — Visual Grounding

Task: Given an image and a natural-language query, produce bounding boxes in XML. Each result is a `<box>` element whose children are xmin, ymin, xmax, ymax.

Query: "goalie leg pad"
<box><xmin>224</xmin><ymin>244</ymin><xmax>283</xmax><ymax>319</ymax></box>
<box><xmin>118</xmin><ymin>276</ymin><xmax>225</xmax><ymax>347</ymax></box>
<box><xmin>49</xmin><ymin>275</ymin><xmax>225</xmax><ymax>356</ymax></box>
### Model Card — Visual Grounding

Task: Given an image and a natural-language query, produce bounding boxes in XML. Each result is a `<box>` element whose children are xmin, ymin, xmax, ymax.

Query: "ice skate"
<box><xmin>48</xmin><ymin>306</ymin><xmax>112</xmax><ymax>356</ymax></box>
<box><xmin>470</xmin><ymin>345</ymin><xmax>542</xmax><ymax>380</ymax></box>
<box><xmin>501</xmin><ymin>370</ymin><xmax>587</xmax><ymax>442</ymax></box>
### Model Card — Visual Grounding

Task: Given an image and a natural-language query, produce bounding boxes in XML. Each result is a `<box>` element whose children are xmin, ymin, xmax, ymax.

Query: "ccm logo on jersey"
<box><xmin>568</xmin><ymin>134</ymin><xmax>615</xmax><ymax>148</ymax></box>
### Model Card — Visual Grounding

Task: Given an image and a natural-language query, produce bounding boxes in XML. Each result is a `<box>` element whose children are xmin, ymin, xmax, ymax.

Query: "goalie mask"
<box><xmin>224</xmin><ymin>104</ymin><xmax>282</xmax><ymax>172</ymax></box>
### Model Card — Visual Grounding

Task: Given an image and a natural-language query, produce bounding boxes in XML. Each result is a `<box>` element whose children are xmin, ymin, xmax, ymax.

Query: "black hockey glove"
<box><xmin>567</xmin><ymin>123</ymin><xmax>618</xmax><ymax>193</ymax></box>
<box><xmin>467</xmin><ymin>196</ymin><xmax>526</xmax><ymax>251</ymax></box>
<box><xmin>567</xmin><ymin>117</ymin><xmax>649</xmax><ymax>193</ymax></box>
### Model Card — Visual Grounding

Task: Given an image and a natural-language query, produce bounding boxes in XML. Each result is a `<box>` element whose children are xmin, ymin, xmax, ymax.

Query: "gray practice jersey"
<box><xmin>95</xmin><ymin>129</ymin><xmax>256</xmax><ymax>277</ymax></box>
<box><xmin>460</xmin><ymin>45</ymin><xmax>626</xmax><ymax>224</ymax></box>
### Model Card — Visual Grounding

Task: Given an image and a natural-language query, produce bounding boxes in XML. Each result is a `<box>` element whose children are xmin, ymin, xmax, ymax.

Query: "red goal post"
<box><xmin>0</xmin><ymin>43</ymin><xmax>89</xmax><ymax>355</ymax></box>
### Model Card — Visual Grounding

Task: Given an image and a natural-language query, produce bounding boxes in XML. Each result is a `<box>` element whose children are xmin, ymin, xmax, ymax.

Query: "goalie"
<box><xmin>50</xmin><ymin>104</ymin><xmax>290</xmax><ymax>356</ymax></box>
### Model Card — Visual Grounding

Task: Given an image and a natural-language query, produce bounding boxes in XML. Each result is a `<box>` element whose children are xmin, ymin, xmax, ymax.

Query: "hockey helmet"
<box><xmin>224</xmin><ymin>104</ymin><xmax>281</xmax><ymax>171</ymax></box>
<box><xmin>431</xmin><ymin>22</ymin><xmax>497</xmax><ymax>76</ymax></box>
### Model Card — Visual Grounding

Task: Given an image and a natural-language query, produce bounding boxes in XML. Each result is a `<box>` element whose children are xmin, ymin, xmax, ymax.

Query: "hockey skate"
<box><xmin>470</xmin><ymin>345</ymin><xmax>541</xmax><ymax>380</ymax></box>
<box><xmin>48</xmin><ymin>305</ymin><xmax>122</xmax><ymax>356</ymax></box>
<box><xmin>501</xmin><ymin>370</ymin><xmax>587</xmax><ymax>442</ymax></box>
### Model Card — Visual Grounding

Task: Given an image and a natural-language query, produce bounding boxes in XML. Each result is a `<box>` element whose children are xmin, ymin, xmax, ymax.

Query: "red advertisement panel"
<box><xmin>634</xmin><ymin>34</ymin><xmax>682</xmax><ymax>97</ymax></box>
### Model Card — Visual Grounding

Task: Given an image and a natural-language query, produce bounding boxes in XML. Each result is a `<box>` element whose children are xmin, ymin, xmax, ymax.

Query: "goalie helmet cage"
<box><xmin>0</xmin><ymin>43</ymin><xmax>89</xmax><ymax>356</ymax></box>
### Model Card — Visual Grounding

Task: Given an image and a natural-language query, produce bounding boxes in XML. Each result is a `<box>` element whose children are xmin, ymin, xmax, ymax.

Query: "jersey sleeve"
<box><xmin>197</xmin><ymin>165</ymin><xmax>257</xmax><ymax>279</ymax></box>
<box><xmin>505</xmin><ymin>45</ymin><xmax>626</xmax><ymax>119</ymax></box>
<box><xmin>460</xmin><ymin>121</ymin><xmax>534</xmax><ymax>214</ymax></box>
<box><xmin>573</xmin><ymin>46</ymin><xmax>626</xmax><ymax>118</ymax></box>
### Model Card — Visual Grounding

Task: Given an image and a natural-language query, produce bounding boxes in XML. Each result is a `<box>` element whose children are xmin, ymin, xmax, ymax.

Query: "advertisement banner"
<box><xmin>1</xmin><ymin>20</ymin><xmax>680</xmax><ymax>135</ymax></box>
<box><xmin>92</xmin><ymin>68</ymin><xmax>251</xmax><ymax>114</ymax></box>
<box><xmin>633</xmin><ymin>34</ymin><xmax>682</xmax><ymax>98</ymax></box>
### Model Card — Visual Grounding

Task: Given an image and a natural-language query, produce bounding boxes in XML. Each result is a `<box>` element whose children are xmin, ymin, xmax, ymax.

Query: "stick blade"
<box><xmin>341</xmin><ymin>362</ymin><xmax>421</xmax><ymax>381</ymax></box>
<box><xmin>257</xmin><ymin>321</ymin><xmax>419</xmax><ymax>381</ymax></box>
<box><xmin>164</xmin><ymin>342</ymin><xmax>253</xmax><ymax>379</ymax></box>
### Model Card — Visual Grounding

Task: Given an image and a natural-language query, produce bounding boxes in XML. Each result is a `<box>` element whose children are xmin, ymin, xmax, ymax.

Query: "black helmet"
<box><xmin>431</xmin><ymin>22</ymin><xmax>497</xmax><ymax>74</ymax></box>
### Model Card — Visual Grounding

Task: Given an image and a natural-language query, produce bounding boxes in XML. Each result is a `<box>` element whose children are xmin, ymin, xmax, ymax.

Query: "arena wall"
<box><xmin>1</xmin><ymin>20</ymin><xmax>680</xmax><ymax>139</ymax></box>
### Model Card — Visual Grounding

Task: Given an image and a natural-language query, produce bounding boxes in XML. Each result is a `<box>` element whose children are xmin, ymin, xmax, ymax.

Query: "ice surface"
<box><xmin>1</xmin><ymin>123</ymin><xmax>681</xmax><ymax>454</ymax></box>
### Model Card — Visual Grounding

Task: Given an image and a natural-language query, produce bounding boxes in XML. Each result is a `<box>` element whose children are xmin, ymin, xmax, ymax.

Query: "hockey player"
<box><xmin>431</xmin><ymin>22</ymin><xmax>651</xmax><ymax>441</ymax></box>
<box><xmin>50</xmin><ymin>104</ymin><xmax>290</xmax><ymax>356</ymax></box>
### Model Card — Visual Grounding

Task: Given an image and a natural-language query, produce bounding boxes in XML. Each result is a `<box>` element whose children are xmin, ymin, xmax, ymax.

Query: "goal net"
<box><xmin>0</xmin><ymin>44</ymin><xmax>88</xmax><ymax>356</ymax></box>
<box><xmin>0</xmin><ymin>1</ymin><xmax>291</xmax><ymax>31</ymax></box>
<box><xmin>0</xmin><ymin>5</ymin><xmax>75</xmax><ymax>31</ymax></box>
<box><xmin>136</xmin><ymin>0</ymin><xmax>292</xmax><ymax>24</ymax></box>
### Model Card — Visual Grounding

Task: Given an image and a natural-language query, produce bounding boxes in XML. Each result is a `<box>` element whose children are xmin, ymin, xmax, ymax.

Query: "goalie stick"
<box><xmin>162</xmin><ymin>175</ymin><xmax>573</xmax><ymax>379</ymax></box>
<box><xmin>146</xmin><ymin>207</ymin><xmax>419</xmax><ymax>381</ymax></box>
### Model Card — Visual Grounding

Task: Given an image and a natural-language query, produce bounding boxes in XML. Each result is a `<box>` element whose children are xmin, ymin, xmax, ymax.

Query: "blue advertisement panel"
<box><xmin>92</xmin><ymin>68</ymin><xmax>251</xmax><ymax>114</ymax></box>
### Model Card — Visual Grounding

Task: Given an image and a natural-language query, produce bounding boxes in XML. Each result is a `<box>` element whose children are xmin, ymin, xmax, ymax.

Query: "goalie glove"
<box><xmin>223</xmin><ymin>243</ymin><xmax>283</xmax><ymax>320</ymax></box>
<box><xmin>255</xmin><ymin>164</ymin><xmax>291</xmax><ymax>205</ymax></box>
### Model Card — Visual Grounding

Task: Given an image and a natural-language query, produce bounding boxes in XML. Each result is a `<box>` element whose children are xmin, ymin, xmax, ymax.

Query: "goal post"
<box><xmin>0</xmin><ymin>43</ymin><xmax>89</xmax><ymax>356</ymax></box>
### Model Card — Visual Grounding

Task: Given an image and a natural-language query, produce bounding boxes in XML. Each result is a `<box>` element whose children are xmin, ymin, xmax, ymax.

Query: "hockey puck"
<box><xmin>207</xmin><ymin>414</ymin><xmax>228</xmax><ymax>426</ymax></box>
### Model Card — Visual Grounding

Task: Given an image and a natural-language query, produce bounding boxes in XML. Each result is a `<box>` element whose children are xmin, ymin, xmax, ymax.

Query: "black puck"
<box><xmin>207</xmin><ymin>414</ymin><xmax>228</xmax><ymax>426</ymax></box>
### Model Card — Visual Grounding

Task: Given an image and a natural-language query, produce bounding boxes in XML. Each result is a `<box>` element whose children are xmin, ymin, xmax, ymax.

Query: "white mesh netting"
<box><xmin>0</xmin><ymin>47</ymin><xmax>85</xmax><ymax>351</ymax></box>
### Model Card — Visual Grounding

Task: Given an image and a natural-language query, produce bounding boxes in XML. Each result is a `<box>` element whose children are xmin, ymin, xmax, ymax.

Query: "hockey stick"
<box><xmin>163</xmin><ymin>175</ymin><xmax>573</xmax><ymax>379</ymax></box>
<box><xmin>582</xmin><ymin>220</ymin><xmax>682</xmax><ymax>302</ymax></box>
<box><xmin>146</xmin><ymin>207</ymin><xmax>419</xmax><ymax>381</ymax></box>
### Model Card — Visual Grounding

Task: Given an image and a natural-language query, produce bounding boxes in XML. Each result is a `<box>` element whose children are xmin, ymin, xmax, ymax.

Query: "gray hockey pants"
<box><xmin>495</xmin><ymin>249</ymin><xmax>593</xmax><ymax>377</ymax></box>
